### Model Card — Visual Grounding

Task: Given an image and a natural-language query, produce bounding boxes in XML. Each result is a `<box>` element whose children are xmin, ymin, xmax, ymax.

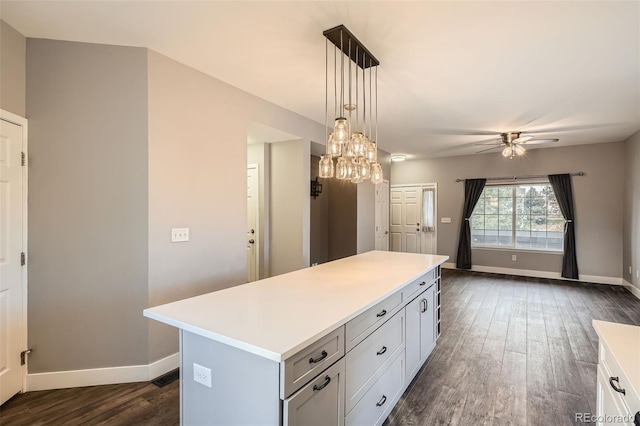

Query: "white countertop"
<box><xmin>144</xmin><ymin>251</ymin><xmax>448</xmax><ymax>362</ymax></box>
<box><xmin>593</xmin><ymin>320</ymin><xmax>640</xmax><ymax>399</ymax></box>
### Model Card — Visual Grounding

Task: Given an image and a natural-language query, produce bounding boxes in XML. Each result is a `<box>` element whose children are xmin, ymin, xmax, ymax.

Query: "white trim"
<box><xmin>247</xmin><ymin>163</ymin><xmax>260</xmax><ymax>282</ymax></box>
<box><xmin>1</xmin><ymin>109</ymin><xmax>29</xmax><ymax>394</ymax></box>
<box><xmin>623</xmin><ymin>279</ymin><xmax>640</xmax><ymax>300</ymax></box>
<box><xmin>25</xmin><ymin>353</ymin><xmax>179</xmax><ymax>392</ymax></box>
<box><xmin>442</xmin><ymin>262</ymin><xmax>623</xmax><ymax>286</ymax></box>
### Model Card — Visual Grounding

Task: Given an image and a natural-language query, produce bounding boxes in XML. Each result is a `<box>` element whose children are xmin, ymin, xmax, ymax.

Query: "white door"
<box><xmin>247</xmin><ymin>165</ymin><xmax>259</xmax><ymax>282</ymax></box>
<box><xmin>420</xmin><ymin>186</ymin><xmax>437</xmax><ymax>255</ymax></box>
<box><xmin>375</xmin><ymin>180</ymin><xmax>389</xmax><ymax>251</ymax></box>
<box><xmin>0</xmin><ymin>117</ymin><xmax>26</xmax><ymax>405</ymax></box>
<box><xmin>390</xmin><ymin>186</ymin><xmax>422</xmax><ymax>253</ymax></box>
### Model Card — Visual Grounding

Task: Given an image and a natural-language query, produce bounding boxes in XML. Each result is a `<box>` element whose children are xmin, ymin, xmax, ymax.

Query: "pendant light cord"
<box><xmin>325</xmin><ymin>37</ymin><xmax>328</xmax><ymax>143</ymax></box>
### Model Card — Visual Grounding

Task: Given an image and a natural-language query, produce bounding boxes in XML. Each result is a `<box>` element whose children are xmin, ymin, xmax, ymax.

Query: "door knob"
<box><xmin>385</xmin><ymin>231</ymin><xmax>389</xmax><ymax>234</ymax></box>
<box><xmin>248</xmin><ymin>239</ymin><xmax>255</xmax><ymax>244</ymax></box>
<box><xmin>250</xmin><ymin>229</ymin><xmax>255</xmax><ymax>234</ymax></box>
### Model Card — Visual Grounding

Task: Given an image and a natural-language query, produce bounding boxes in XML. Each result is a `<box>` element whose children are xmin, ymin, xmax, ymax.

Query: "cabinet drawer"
<box><xmin>345</xmin><ymin>351</ymin><xmax>405</xmax><ymax>426</ymax></box>
<box><xmin>284</xmin><ymin>358</ymin><xmax>345</xmax><ymax>426</ymax></box>
<box><xmin>346</xmin><ymin>310</ymin><xmax>405</xmax><ymax>413</ymax></box>
<box><xmin>599</xmin><ymin>342</ymin><xmax>640</xmax><ymax>415</ymax></box>
<box><xmin>281</xmin><ymin>326</ymin><xmax>345</xmax><ymax>399</ymax></box>
<box><xmin>346</xmin><ymin>291</ymin><xmax>403</xmax><ymax>351</ymax></box>
<box><xmin>402</xmin><ymin>273</ymin><xmax>435</xmax><ymax>304</ymax></box>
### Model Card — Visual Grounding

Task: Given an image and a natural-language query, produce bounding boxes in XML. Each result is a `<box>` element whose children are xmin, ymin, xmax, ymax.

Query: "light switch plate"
<box><xmin>441</xmin><ymin>217</ymin><xmax>452</xmax><ymax>224</ymax></box>
<box><xmin>171</xmin><ymin>228</ymin><xmax>189</xmax><ymax>242</ymax></box>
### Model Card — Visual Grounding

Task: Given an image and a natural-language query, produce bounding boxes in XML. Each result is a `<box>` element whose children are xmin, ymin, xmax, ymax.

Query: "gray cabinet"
<box><xmin>284</xmin><ymin>358</ymin><xmax>346</xmax><ymax>426</ymax></box>
<box><xmin>405</xmin><ymin>284</ymin><xmax>436</xmax><ymax>383</ymax></box>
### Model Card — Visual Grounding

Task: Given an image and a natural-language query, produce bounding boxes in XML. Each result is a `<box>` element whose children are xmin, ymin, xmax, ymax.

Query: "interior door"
<box><xmin>375</xmin><ymin>180</ymin><xmax>389</xmax><ymax>251</ymax></box>
<box><xmin>389</xmin><ymin>186</ymin><xmax>422</xmax><ymax>253</ymax></box>
<box><xmin>0</xmin><ymin>118</ymin><xmax>25</xmax><ymax>405</ymax></box>
<box><xmin>247</xmin><ymin>165</ymin><xmax>259</xmax><ymax>282</ymax></box>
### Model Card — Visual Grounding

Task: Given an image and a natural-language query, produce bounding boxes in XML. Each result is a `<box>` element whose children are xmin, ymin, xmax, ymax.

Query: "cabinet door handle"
<box><xmin>421</xmin><ymin>299</ymin><xmax>428</xmax><ymax>313</ymax></box>
<box><xmin>609</xmin><ymin>376</ymin><xmax>626</xmax><ymax>395</ymax></box>
<box><xmin>313</xmin><ymin>375</ymin><xmax>331</xmax><ymax>391</ymax></box>
<box><xmin>309</xmin><ymin>350</ymin><xmax>328</xmax><ymax>364</ymax></box>
<box><xmin>376</xmin><ymin>309</ymin><xmax>387</xmax><ymax>318</ymax></box>
<box><xmin>376</xmin><ymin>395</ymin><xmax>387</xmax><ymax>407</ymax></box>
<box><xmin>376</xmin><ymin>346</ymin><xmax>387</xmax><ymax>356</ymax></box>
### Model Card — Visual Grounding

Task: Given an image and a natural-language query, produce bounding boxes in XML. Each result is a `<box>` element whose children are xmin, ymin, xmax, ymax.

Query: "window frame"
<box><xmin>470</xmin><ymin>180</ymin><xmax>565</xmax><ymax>254</ymax></box>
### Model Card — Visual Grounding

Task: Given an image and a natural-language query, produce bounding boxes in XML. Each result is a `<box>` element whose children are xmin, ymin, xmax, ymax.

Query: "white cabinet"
<box><xmin>405</xmin><ymin>283</ymin><xmax>436</xmax><ymax>383</ymax></box>
<box><xmin>284</xmin><ymin>358</ymin><xmax>346</xmax><ymax>426</ymax></box>
<box><xmin>593</xmin><ymin>321</ymin><xmax>640</xmax><ymax>426</ymax></box>
<box><xmin>597</xmin><ymin>365</ymin><xmax>633</xmax><ymax>425</ymax></box>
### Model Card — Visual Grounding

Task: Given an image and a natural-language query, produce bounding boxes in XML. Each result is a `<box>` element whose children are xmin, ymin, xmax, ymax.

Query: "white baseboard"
<box><xmin>623</xmin><ymin>279</ymin><xmax>640</xmax><ymax>300</ymax></box>
<box><xmin>26</xmin><ymin>352</ymin><xmax>179</xmax><ymax>392</ymax></box>
<box><xmin>442</xmin><ymin>262</ymin><xmax>622</xmax><ymax>286</ymax></box>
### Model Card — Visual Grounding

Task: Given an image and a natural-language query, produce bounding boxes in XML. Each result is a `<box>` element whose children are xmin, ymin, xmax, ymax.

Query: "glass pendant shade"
<box><xmin>348</xmin><ymin>132</ymin><xmax>364</xmax><ymax>158</ymax></box>
<box><xmin>502</xmin><ymin>145</ymin><xmax>513</xmax><ymax>158</ymax></box>
<box><xmin>358</xmin><ymin>158</ymin><xmax>371</xmax><ymax>180</ymax></box>
<box><xmin>514</xmin><ymin>144</ymin><xmax>526</xmax><ymax>156</ymax></box>
<box><xmin>335</xmin><ymin>157</ymin><xmax>349</xmax><ymax>180</ymax></box>
<box><xmin>326</xmin><ymin>133</ymin><xmax>342</xmax><ymax>157</ymax></box>
<box><xmin>334</xmin><ymin>118</ymin><xmax>349</xmax><ymax>143</ymax></box>
<box><xmin>319</xmin><ymin>155</ymin><xmax>334</xmax><ymax>178</ymax></box>
<box><xmin>347</xmin><ymin>158</ymin><xmax>357</xmax><ymax>180</ymax></box>
<box><xmin>365</xmin><ymin>140</ymin><xmax>377</xmax><ymax>162</ymax></box>
<box><xmin>370</xmin><ymin>162</ymin><xmax>383</xmax><ymax>184</ymax></box>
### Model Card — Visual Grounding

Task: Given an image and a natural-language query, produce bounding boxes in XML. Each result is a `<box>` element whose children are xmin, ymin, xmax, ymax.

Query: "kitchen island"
<box><xmin>144</xmin><ymin>250</ymin><xmax>448</xmax><ymax>426</ymax></box>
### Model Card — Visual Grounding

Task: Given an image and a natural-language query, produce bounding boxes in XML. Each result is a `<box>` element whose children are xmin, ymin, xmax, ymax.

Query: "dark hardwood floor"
<box><xmin>2</xmin><ymin>269</ymin><xmax>639</xmax><ymax>425</ymax></box>
<box><xmin>385</xmin><ymin>269</ymin><xmax>640</xmax><ymax>426</ymax></box>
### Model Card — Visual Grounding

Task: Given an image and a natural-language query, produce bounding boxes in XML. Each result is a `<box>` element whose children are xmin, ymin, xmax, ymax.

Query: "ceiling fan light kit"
<box><xmin>475</xmin><ymin>131</ymin><xmax>559</xmax><ymax>159</ymax></box>
<box><xmin>319</xmin><ymin>25</ymin><xmax>384</xmax><ymax>184</ymax></box>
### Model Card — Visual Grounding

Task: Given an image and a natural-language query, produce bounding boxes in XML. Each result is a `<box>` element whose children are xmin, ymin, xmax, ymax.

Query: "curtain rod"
<box><xmin>455</xmin><ymin>172</ymin><xmax>584</xmax><ymax>183</ymax></box>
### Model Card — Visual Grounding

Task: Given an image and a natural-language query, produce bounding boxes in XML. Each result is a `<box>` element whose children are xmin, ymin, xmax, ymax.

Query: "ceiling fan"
<box><xmin>475</xmin><ymin>131</ymin><xmax>559</xmax><ymax>159</ymax></box>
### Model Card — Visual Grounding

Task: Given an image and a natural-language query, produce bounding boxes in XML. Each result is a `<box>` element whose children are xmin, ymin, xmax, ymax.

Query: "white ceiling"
<box><xmin>3</xmin><ymin>1</ymin><xmax>639</xmax><ymax>158</ymax></box>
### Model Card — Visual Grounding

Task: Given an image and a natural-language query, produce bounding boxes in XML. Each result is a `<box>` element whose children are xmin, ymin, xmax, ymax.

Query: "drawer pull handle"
<box><xmin>376</xmin><ymin>309</ymin><xmax>387</xmax><ymax>318</ymax></box>
<box><xmin>309</xmin><ymin>350</ymin><xmax>328</xmax><ymax>364</ymax></box>
<box><xmin>313</xmin><ymin>375</ymin><xmax>331</xmax><ymax>392</ymax></box>
<box><xmin>419</xmin><ymin>281</ymin><xmax>426</xmax><ymax>286</ymax></box>
<box><xmin>376</xmin><ymin>395</ymin><xmax>387</xmax><ymax>407</ymax></box>
<box><xmin>609</xmin><ymin>376</ymin><xmax>626</xmax><ymax>395</ymax></box>
<box><xmin>377</xmin><ymin>346</ymin><xmax>387</xmax><ymax>356</ymax></box>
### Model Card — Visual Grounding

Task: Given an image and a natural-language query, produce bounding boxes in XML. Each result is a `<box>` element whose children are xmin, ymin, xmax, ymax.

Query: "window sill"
<box><xmin>471</xmin><ymin>246</ymin><xmax>563</xmax><ymax>255</ymax></box>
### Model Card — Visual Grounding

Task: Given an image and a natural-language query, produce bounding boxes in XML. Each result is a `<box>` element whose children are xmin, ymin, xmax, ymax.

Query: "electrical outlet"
<box><xmin>193</xmin><ymin>363</ymin><xmax>211</xmax><ymax>388</ymax></box>
<box><xmin>512</xmin><ymin>255</ymin><xmax>517</xmax><ymax>261</ymax></box>
<box><xmin>171</xmin><ymin>228</ymin><xmax>189</xmax><ymax>242</ymax></box>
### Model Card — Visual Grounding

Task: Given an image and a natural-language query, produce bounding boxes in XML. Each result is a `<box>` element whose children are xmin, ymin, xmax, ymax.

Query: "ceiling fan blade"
<box><xmin>524</xmin><ymin>123</ymin><xmax>614</xmax><ymax>134</ymax></box>
<box><xmin>476</xmin><ymin>145</ymin><xmax>503</xmax><ymax>154</ymax></box>
<box><xmin>473</xmin><ymin>138</ymin><xmax>503</xmax><ymax>146</ymax></box>
<box><xmin>523</xmin><ymin>138</ymin><xmax>559</xmax><ymax>145</ymax></box>
<box><xmin>425</xmin><ymin>128</ymin><xmax>499</xmax><ymax>136</ymax></box>
<box><xmin>513</xmin><ymin>135</ymin><xmax>534</xmax><ymax>144</ymax></box>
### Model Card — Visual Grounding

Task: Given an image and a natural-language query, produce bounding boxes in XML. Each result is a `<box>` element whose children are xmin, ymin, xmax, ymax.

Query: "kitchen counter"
<box><xmin>144</xmin><ymin>250</ymin><xmax>449</xmax><ymax>362</ymax></box>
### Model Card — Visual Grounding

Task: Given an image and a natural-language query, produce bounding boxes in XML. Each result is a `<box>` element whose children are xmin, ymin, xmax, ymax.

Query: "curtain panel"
<box><xmin>548</xmin><ymin>173</ymin><xmax>579</xmax><ymax>279</ymax></box>
<box><xmin>456</xmin><ymin>178</ymin><xmax>486</xmax><ymax>269</ymax></box>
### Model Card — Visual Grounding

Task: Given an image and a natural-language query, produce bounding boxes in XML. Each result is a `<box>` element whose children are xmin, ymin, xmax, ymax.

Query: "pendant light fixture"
<box><xmin>319</xmin><ymin>25</ymin><xmax>384</xmax><ymax>185</ymax></box>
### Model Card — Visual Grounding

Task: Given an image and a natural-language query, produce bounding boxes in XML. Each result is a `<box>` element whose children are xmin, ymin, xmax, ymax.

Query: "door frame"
<box><xmin>1</xmin><ymin>108</ymin><xmax>29</xmax><ymax>392</ymax></box>
<box><xmin>247</xmin><ymin>163</ymin><xmax>260</xmax><ymax>281</ymax></box>
<box><xmin>390</xmin><ymin>183</ymin><xmax>438</xmax><ymax>255</ymax></box>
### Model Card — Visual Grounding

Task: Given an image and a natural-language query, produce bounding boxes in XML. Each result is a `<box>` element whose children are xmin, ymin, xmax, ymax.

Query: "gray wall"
<box><xmin>1</xmin><ymin>20</ymin><xmax>26</xmax><ymax>116</ymax></box>
<box><xmin>623</xmin><ymin>130</ymin><xmax>640</xmax><ymax>289</ymax></box>
<box><xmin>270</xmin><ymin>139</ymin><xmax>311</xmax><ymax>276</ymax></box>
<box><xmin>26</xmin><ymin>39</ymin><xmax>149</xmax><ymax>372</ymax></box>
<box><xmin>392</xmin><ymin>142</ymin><xmax>625</xmax><ymax>279</ymax></box>
<box><xmin>310</xmin><ymin>155</ymin><xmax>329</xmax><ymax>265</ymax></box>
<box><xmin>247</xmin><ymin>142</ymin><xmax>271</xmax><ymax>279</ymax></box>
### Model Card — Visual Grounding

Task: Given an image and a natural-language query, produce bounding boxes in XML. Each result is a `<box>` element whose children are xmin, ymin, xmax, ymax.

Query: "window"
<box><xmin>470</xmin><ymin>183</ymin><xmax>564</xmax><ymax>251</ymax></box>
